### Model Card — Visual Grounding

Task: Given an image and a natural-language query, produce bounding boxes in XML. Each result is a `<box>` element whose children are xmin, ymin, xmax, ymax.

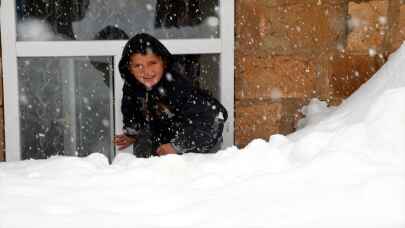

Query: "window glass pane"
<box><xmin>18</xmin><ymin>56</ymin><xmax>114</xmax><ymax>161</ymax></box>
<box><xmin>173</xmin><ymin>54</ymin><xmax>220</xmax><ymax>98</ymax></box>
<box><xmin>16</xmin><ymin>0</ymin><xmax>219</xmax><ymax>41</ymax></box>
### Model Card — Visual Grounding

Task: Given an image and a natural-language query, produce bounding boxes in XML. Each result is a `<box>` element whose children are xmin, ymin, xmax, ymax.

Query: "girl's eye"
<box><xmin>131</xmin><ymin>64</ymin><xmax>143</xmax><ymax>69</ymax></box>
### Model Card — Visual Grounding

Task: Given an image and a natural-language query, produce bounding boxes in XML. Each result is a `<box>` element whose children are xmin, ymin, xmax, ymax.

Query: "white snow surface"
<box><xmin>296</xmin><ymin>98</ymin><xmax>337</xmax><ymax>129</ymax></box>
<box><xmin>2</xmin><ymin>44</ymin><xmax>405</xmax><ymax>228</ymax></box>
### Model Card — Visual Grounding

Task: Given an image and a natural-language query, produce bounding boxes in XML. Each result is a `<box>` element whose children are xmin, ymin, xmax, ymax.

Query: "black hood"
<box><xmin>119</xmin><ymin>33</ymin><xmax>173</xmax><ymax>87</ymax></box>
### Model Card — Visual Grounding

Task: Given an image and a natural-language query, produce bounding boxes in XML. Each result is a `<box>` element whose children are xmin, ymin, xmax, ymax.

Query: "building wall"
<box><xmin>1</xmin><ymin>1</ymin><xmax>404</xmax><ymax>159</ymax></box>
<box><xmin>235</xmin><ymin>0</ymin><xmax>405</xmax><ymax>146</ymax></box>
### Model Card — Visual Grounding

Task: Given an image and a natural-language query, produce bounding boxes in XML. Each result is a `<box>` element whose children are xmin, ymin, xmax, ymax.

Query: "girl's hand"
<box><xmin>113</xmin><ymin>134</ymin><xmax>136</xmax><ymax>150</ymax></box>
<box><xmin>156</xmin><ymin>143</ymin><xmax>176</xmax><ymax>156</ymax></box>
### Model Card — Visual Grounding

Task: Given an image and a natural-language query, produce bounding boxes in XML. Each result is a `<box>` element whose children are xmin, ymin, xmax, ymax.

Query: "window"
<box><xmin>18</xmin><ymin>56</ymin><xmax>114</xmax><ymax>160</ymax></box>
<box><xmin>1</xmin><ymin>0</ymin><xmax>234</xmax><ymax>161</ymax></box>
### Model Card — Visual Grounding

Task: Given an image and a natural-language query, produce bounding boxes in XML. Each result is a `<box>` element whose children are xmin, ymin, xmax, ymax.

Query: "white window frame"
<box><xmin>1</xmin><ymin>0</ymin><xmax>234</xmax><ymax>161</ymax></box>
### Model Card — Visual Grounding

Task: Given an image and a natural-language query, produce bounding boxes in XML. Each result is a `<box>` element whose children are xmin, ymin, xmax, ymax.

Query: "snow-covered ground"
<box><xmin>1</xmin><ymin>44</ymin><xmax>405</xmax><ymax>228</ymax></box>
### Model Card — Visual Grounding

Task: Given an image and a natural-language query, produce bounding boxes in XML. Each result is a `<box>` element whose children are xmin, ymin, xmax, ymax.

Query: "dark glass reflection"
<box><xmin>16</xmin><ymin>0</ymin><xmax>219</xmax><ymax>41</ymax></box>
<box><xmin>16</xmin><ymin>0</ymin><xmax>90</xmax><ymax>40</ymax></box>
<box><xmin>172</xmin><ymin>54</ymin><xmax>220</xmax><ymax>99</ymax></box>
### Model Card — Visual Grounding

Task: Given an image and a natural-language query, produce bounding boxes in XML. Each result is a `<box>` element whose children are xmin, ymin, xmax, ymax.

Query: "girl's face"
<box><xmin>129</xmin><ymin>53</ymin><xmax>165</xmax><ymax>89</ymax></box>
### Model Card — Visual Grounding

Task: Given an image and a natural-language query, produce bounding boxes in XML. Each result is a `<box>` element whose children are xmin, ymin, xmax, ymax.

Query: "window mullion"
<box><xmin>1</xmin><ymin>0</ymin><xmax>21</xmax><ymax>161</ymax></box>
<box><xmin>16</xmin><ymin>39</ymin><xmax>221</xmax><ymax>57</ymax></box>
<box><xmin>219</xmin><ymin>0</ymin><xmax>235</xmax><ymax>148</ymax></box>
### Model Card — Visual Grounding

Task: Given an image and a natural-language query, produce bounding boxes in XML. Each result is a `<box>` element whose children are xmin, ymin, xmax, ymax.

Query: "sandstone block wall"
<box><xmin>235</xmin><ymin>0</ymin><xmax>404</xmax><ymax>146</ymax></box>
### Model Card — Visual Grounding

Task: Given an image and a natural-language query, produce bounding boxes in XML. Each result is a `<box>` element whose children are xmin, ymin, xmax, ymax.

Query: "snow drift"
<box><xmin>1</xmin><ymin>43</ymin><xmax>405</xmax><ymax>228</ymax></box>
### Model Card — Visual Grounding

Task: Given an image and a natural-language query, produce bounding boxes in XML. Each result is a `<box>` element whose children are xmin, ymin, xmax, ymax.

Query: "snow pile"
<box><xmin>289</xmin><ymin>43</ymin><xmax>405</xmax><ymax>166</ymax></box>
<box><xmin>296</xmin><ymin>98</ymin><xmax>337</xmax><ymax>129</ymax></box>
<box><xmin>1</xmin><ymin>44</ymin><xmax>405</xmax><ymax>227</ymax></box>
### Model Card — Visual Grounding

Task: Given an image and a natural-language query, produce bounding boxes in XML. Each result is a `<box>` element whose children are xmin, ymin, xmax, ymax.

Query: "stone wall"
<box><xmin>235</xmin><ymin>0</ymin><xmax>404</xmax><ymax>146</ymax></box>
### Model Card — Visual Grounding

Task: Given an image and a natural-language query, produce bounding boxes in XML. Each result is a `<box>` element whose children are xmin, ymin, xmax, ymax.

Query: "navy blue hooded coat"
<box><xmin>119</xmin><ymin>33</ymin><xmax>227</xmax><ymax>157</ymax></box>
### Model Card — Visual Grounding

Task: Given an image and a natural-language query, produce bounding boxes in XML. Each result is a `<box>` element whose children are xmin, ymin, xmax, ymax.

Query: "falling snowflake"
<box><xmin>271</xmin><ymin>88</ymin><xmax>283</xmax><ymax>101</ymax></box>
<box><xmin>165</xmin><ymin>73</ymin><xmax>173</xmax><ymax>81</ymax></box>
<box><xmin>368</xmin><ymin>48</ymin><xmax>377</xmax><ymax>57</ymax></box>
<box><xmin>145</xmin><ymin>4</ymin><xmax>153</xmax><ymax>11</ymax></box>
<box><xmin>378</xmin><ymin>16</ymin><xmax>387</xmax><ymax>25</ymax></box>
<box><xmin>101</xmin><ymin>119</ymin><xmax>109</xmax><ymax>127</ymax></box>
<box><xmin>205</xmin><ymin>16</ymin><xmax>219</xmax><ymax>27</ymax></box>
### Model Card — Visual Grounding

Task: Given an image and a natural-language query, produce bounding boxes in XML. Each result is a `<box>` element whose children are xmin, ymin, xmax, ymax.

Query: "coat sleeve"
<box><xmin>121</xmin><ymin>82</ymin><xmax>145</xmax><ymax>136</ymax></box>
<box><xmin>170</xmin><ymin>88</ymin><xmax>227</xmax><ymax>154</ymax></box>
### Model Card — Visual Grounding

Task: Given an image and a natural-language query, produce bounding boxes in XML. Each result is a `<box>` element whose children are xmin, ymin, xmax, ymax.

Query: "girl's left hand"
<box><xmin>156</xmin><ymin>143</ymin><xmax>176</xmax><ymax>156</ymax></box>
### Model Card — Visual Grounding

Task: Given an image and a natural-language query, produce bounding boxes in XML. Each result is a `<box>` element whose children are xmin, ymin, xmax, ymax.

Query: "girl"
<box><xmin>114</xmin><ymin>33</ymin><xmax>227</xmax><ymax>157</ymax></box>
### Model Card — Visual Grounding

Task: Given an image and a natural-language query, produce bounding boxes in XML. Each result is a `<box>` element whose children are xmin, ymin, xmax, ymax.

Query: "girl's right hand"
<box><xmin>113</xmin><ymin>134</ymin><xmax>137</xmax><ymax>150</ymax></box>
